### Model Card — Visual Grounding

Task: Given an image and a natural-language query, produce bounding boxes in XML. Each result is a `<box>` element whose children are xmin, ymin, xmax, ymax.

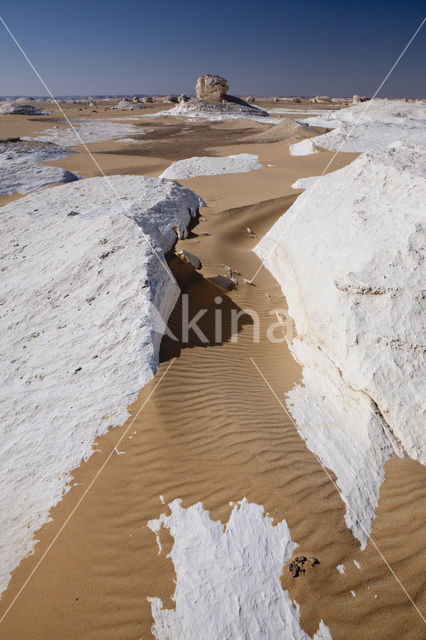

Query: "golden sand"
<box><xmin>0</xmin><ymin>101</ymin><xmax>424</xmax><ymax>639</ymax></box>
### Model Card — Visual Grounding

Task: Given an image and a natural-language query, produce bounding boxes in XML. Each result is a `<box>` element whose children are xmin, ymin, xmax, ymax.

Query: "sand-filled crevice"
<box><xmin>0</xmin><ymin>101</ymin><xmax>424</xmax><ymax>640</ymax></box>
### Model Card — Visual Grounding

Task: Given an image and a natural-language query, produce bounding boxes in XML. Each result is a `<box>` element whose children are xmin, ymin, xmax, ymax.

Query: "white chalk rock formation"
<box><xmin>178</xmin><ymin>249</ymin><xmax>202</xmax><ymax>269</ymax></box>
<box><xmin>0</xmin><ymin>175</ymin><xmax>203</xmax><ymax>595</ymax></box>
<box><xmin>255</xmin><ymin>146</ymin><xmax>426</xmax><ymax>545</ymax></box>
<box><xmin>352</xmin><ymin>95</ymin><xmax>368</xmax><ymax>104</ymax></box>
<box><xmin>159</xmin><ymin>98</ymin><xmax>279</xmax><ymax>123</ymax></box>
<box><xmin>291</xmin><ymin>176</ymin><xmax>320</xmax><ymax>190</ymax></box>
<box><xmin>113</xmin><ymin>97</ymin><xmax>144</xmax><ymax>111</ymax></box>
<box><xmin>311</xmin><ymin>96</ymin><xmax>331</xmax><ymax>103</ymax></box>
<box><xmin>195</xmin><ymin>73</ymin><xmax>229</xmax><ymax>102</ymax></box>
<box><xmin>291</xmin><ymin>99</ymin><xmax>426</xmax><ymax>154</ymax></box>
<box><xmin>148</xmin><ymin>498</ymin><xmax>331</xmax><ymax>639</ymax></box>
<box><xmin>0</xmin><ymin>140</ymin><xmax>77</xmax><ymax>196</ymax></box>
<box><xmin>26</xmin><ymin>118</ymin><xmax>144</xmax><ymax>146</ymax></box>
<box><xmin>160</xmin><ymin>153</ymin><xmax>262</xmax><ymax>179</ymax></box>
<box><xmin>0</xmin><ymin>101</ymin><xmax>48</xmax><ymax>115</ymax></box>
<box><xmin>0</xmin><ymin>156</ymin><xmax>78</xmax><ymax>195</ymax></box>
<box><xmin>290</xmin><ymin>138</ymin><xmax>319</xmax><ymax>156</ymax></box>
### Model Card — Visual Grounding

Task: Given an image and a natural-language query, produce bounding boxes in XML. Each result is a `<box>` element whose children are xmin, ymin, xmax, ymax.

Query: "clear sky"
<box><xmin>1</xmin><ymin>1</ymin><xmax>425</xmax><ymax>98</ymax></box>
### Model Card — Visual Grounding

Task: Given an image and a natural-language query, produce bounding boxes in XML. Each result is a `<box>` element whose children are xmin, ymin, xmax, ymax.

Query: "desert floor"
<box><xmin>0</xmin><ymin>100</ymin><xmax>425</xmax><ymax>639</ymax></box>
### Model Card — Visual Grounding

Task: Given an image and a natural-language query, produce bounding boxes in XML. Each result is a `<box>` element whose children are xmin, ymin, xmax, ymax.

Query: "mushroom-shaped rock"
<box><xmin>195</xmin><ymin>74</ymin><xmax>229</xmax><ymax>102</ymax></box>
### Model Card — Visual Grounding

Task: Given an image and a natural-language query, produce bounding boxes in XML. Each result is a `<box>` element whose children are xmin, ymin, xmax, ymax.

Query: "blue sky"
<box><xmin>1</xmin><ymin>1</ymin><xmax>425</xmax><ymax>97</ymax></box>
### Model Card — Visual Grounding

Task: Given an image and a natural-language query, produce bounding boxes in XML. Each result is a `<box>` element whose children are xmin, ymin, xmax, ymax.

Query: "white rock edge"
<box><xmin>160</xmin><ymin>153</ymin><xmax>262</xmax><ymax>180</ymax></box>
<box><xmin>255</xmin><ymin>145</ymin><xmax>425</xmax><ymax>547</ymax></box>
<box><xmin>0</xmin><ymin>143</ymin><xmax>78</xmax><ymax>196</ymax></box>
<box><xmin>0</xmin><ymin>175</ymin><xmax>204</xmax><ymax>595</ymax></box>
<box><xmin>290</xmin><ymin>99</ymin><xmax>426</xmax><ymax>155</ymax></box>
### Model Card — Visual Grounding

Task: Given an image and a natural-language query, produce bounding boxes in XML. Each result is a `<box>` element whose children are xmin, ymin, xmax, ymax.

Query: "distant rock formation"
<box><xmin>131</xmin><ymin>96</ymin><xmax>141</xmax><ymax>103</ymax></box>
<box><xmin>115</xmin><ymin>98</ymin><xmax>132</xmax><ymax>109</ymax></box>
<box><xmin>352</xmin><ymin>94</ymin><xmax>368</xmax><ymax>104</ymax></box>
<box><xmin>178</xmin><ymin>93</ymin><xmax>189</xmax><ymax>103</ymax></box>
<box><xmin>113</xmin><ymin>98</ymin><xmax>144</xmax><ymax>111</ymax></box>
<box><xmin>142</xmin><ymin>96</ymin><xmax>153</xmax><ymax>103</ymax></box>
<box><xmin>246</xmin><ymin>96</ymin><xmax>255</xmax><ymax>103</ymax></box>
<box><xmin>165</xmin><ymin>98</ymin><xmax>270</xmax><ymax>120</ymax></box>
<box><xmin>0</xmin><ymin>101</ymin><xmax>48</xmax><ymax>115</ymax></box>
<box><xmin>311</xmin><ymin>95</ymin><xmax>331</xmax><ymax>103</ymax></box>
<box><xmin>163</xmin><ymin>95</ymin><xmax>178</xmax><ymax>103</ymax></box>
<box><xmin>196</xmin><ymin>74</ymin><xmax>229</xmax><ymax>102</ymax></box>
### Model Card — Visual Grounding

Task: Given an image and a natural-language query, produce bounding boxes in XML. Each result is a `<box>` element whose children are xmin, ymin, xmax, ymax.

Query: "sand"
<box><xmin>0</xmin><ymin>99</ymin><xmax>424</xmax><ymax>639</ymax></box>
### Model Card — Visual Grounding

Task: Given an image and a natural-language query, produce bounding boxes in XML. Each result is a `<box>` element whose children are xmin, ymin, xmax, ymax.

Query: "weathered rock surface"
<box><xmin>147</xmin><ymin>499</ymin><xmax>331</xmax><ymax>640</ymax></box>
<box><xmin>0</xmin><ymin>101</ymin><xmax>48</xmax><ymax>115</ymax></box>
<box><xmin>0</xmin><ymin>175</ymin><xmax>204</xmax><ymax>595</ymax></box>
<box><xmin>161</xmin><ymin>98</ymin><xmax>276</xmax><ymax>123</ymax></box>
<box><xmin>113</xmin><ymin>98</ymin><xmax>144</xmax><ymax>111</ymax></box>
<box><xmin>160</xmin><ymin>153</ymin><xmax>262</xmax><ymax>179</ymax></box>
<box><xmin>212</xmin><ymin>274</ymin><xmax>236</xmax><ymax>290</ymax></box>
<box><xmin>178</xmin><ymin>249</ymin><xmax>202</xmax><ymax>270</ymax></box>
<box><xmin>310</xmin><ymin>95</ymin><xmax>331</xmax><ymax>103</ymax></box>
<box><xmin>195</xmin><ymin>74</ymin><xmax>229</xmax><ymax>102</ymax></box>
<box><xmin>352</xmin><ymin>94</ymin><xmax>368</xmax><ymax>104</ymax></box>
<box><xmin>255</xmin><ymin>144</ymin><xmax>426</xmax><ymax>546</ymax></box>
<box><xmin>0</xmin><ymin>140</ymin><xmax>77</xmax><ymax>195</ymax></box>
<box><xmin>291</xmin><ymin>99</ymin><xmax>426</xmax><ymax>154</ymax></box>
